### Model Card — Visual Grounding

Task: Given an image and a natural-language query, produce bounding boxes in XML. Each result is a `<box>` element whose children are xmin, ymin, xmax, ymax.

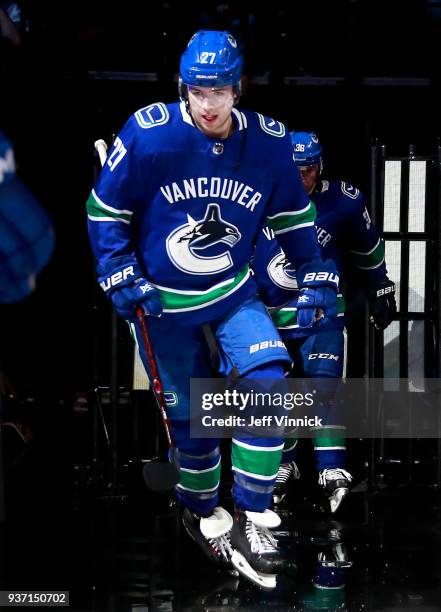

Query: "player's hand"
<box><xmin>296</xmin><ymin>286</ymin><xmax>338</xmax><ymax>327</ymax></box>
<box><xmin>368</xmin><ymin>279</ymin><xmax>396</xmax><ymax>330</ymax></box>
<box><xmin>97</xmin><ymin>255</ymin><xmax>163</xmax><ymax>321</ymax></box>
<box><xmin>296</xmin><ymin>259</ymin><xmax>339</xmax><ymax>328</ymax></box>
<box><xmin>110</xmin><ymin>279</ymin><xmax>162</xmax><ymax>320</ymax></box>
<box><xmin>314</xmin><ymin>307</ymin><xmax>324</xmax><ymax>322</ymax></box>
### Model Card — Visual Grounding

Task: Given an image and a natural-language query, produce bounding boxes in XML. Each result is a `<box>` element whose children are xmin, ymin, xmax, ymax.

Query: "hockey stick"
<box><xmin>94</xmin><ymin>139</ymin><xmax>108</xmax><ymax>167</ymax></box>
<box><xmin>93</xmin><ymin>138</ymin><xmax>179</xmax><ymax>491</ymax></box>
<box><xmin>135</xmin><ymin>308</ymin><xmax>180</xmax><ymax>490</ymax></box>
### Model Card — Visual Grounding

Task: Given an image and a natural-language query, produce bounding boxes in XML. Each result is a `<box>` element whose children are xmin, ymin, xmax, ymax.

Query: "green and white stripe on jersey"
<box><xmin>271</xmin><ymin>294</ymin><xmax>345</xmax><ymax>330</ymax></box>
<box><xmin>86</xmin><ymin>189</ymin><xmax>133</xmax><ymax>224</ymax></box>
<box><xmin>266</xmin><ymin>201</ymin><xmax>316</xmax><ymax>235</ymax></box>
<box><xmin>349</xmin><ymin>238</ymin><xmax>385</xmax><ymax>270</ymax></box>
<box><xmin>151</xmin><ymin>265</ymin><xmax>251</xmax><ymax>313</ymax></box>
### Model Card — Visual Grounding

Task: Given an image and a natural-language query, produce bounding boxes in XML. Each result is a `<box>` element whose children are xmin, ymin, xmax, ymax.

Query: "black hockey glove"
<box><xmin>368</xmin><ymin>279</ymin><xmax>396</xmax><ymax>330</ymax></box>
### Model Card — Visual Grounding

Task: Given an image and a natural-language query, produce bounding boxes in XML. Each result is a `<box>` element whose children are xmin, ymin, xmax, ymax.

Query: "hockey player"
<box><xmin>253</xmin><ymin>131</ymin><xmax>396</xmax><ymax>512</ymax></box>
<box><xmin>0</xmin><ymin>130</ymin><xmax>54</xmax><ymax>303</ymax></box>
<box><xmin>86</xmin><ymin>33</ymin><xmax>339</xmax><ymax>589</ymax></box>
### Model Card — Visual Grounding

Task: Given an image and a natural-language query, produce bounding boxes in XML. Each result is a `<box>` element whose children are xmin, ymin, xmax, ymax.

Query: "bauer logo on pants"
<box><xmin>250</xmin><ymin>340</ymin><xmax>286</xmax><ymax>354</ymax></box>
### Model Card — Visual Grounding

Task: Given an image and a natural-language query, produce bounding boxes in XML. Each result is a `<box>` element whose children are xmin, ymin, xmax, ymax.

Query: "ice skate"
<box><xmin>318</xmin><ymin>468</ymin><xmax>353</xmax><ymax>513</ymax></box>
<box><xmin>182</xmin><ymin>506</ymin><xmax>234</xmax><ymax>569</ymax></box>
<box><xmin>273</xmin><ymin>460</ymin><xmax>300</xmax><ymax>505</ymax></box>
<box><xmin>318</xmin><ymin>542</ymin><xmax>353</xmax><ymax>569</ymax></box>
<box><xmin>230</xmin><ymin>508</ymin><xmax>290</xmax><ymax>590</ymax></box>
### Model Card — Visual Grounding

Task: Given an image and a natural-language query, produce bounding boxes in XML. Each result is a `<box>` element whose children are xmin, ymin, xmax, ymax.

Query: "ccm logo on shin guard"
<box><xmin>100</xmin><ymin>266</ymin><xmax>135</xmax><ymax>291</ymax></box>
<box><xmin>308</xmin><ymin>353</ymin><xmax>339</xmax><ymax>361</ymax></box>
<box><xmin>250</xmin><ymin>340</ymin><xmax>286</xmax><ymax>354</ymax></box>
<box><xmin>302</xmin><ymin>272</ymin><xmax>339</xmax><ymax>285</ymax></box>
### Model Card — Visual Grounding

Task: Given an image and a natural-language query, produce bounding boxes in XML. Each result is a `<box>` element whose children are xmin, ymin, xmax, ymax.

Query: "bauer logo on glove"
<box><xmin>297</xmin><ymin>294</ymin><xmax>310</xmax><ymax>303</ymax></box>
<box><xmin>99</xmin><ymin>265</ymin><xmax>135</xmax><ymax>292</ymax></box>
<box><xmin>296</xmin><ymin>258</ymin><xmax>340</xmax><ymax>328</ymax></box>
<box><xmin>375</xmin><ymin>284</ymin><xmax>394</xmax><ymax>297</ymax></box>
<box><xmin>368</xmin><ymin>278</ymin><xmax>396</xmax><ymax>330</ymax></box>
<box><xmin>97</xmin><ymin>255</ymin><xmax>163</xmax><ymax>320</ymax></box>
<box><xmin>302</xmin><ymin>271</ymin><xmax>339</xmax><ymax>285</ymax></box>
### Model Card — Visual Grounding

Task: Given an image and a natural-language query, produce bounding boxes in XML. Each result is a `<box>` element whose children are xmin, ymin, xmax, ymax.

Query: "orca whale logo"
<box><xmin>166</xmin><ymin>203</ymin><xmax>242</xmax><ymax>274</ymax></box>
<box><xmin>267</xmin><ymin>250</ymin><xmax>298</xmax><ymax>290</ymax></box>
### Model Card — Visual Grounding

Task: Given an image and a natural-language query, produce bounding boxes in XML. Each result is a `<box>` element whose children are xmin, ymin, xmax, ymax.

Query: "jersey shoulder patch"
<box><xmin>134</xmin><ymin>102</ymin><xmax>170</xmax><ymax>129</ymax></box>
<box><xmin>341</xmin><ymin>181</ymin><xmax>360</xmax><ymax>199</ymax></box>
<box><xmin>256</xmin><ymin>113</ymin><xmax>286</xmax><ymax>138</ymax></box>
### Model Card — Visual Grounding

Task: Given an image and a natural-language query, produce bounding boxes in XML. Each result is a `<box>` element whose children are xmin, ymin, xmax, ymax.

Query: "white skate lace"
<box><xmin>209</xmin><ymin>533</ymin><xmax>233</xmax><ymax>562</ymax></box>
<box><xmin>318</xmin><ymin>468</ymin><xmax>353</xmax><ymax>486</ymax></box>
<box><xmin>246</xmin><ymin>520</ymin><xmax>278</xmax><ymax>555</ymax></box>
<box><xmin>275</xmin><ymin>461</ymin><xmax>300</xmax><ymax>485</ymax></box>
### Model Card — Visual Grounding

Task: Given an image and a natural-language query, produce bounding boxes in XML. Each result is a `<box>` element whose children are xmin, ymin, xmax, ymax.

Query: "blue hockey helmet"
<box><xmin>290</xmin><ymin>131</ymin><xmax>323</xmax><ymax>171</ymax></box>
<box><xmin>179</xmin><ymin>30</ymin><xmax>243</xmax><ymax>89</ymax></box>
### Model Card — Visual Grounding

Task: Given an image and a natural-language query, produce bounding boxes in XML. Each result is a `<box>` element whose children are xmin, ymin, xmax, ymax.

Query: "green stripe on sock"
<box><xmin>179</xmin><ymin>461</ymin><xmax>221</xmax><ymax>491</ymax></box>
<box><xmin>313</xmin><ymin>430</ymin><xmax>346</xmax><ymax>448</ymax></box>
<box><xmin>232</xmin><ymin>441</ymin><xmax>282</xmax><ymax>477</ymax></box>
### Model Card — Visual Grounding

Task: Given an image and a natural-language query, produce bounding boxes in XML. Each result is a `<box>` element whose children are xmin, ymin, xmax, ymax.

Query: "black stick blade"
<box><xmin>142</xmin><ymin>461</ymin><xmax>180</xmax><ymax>491</ymax></box>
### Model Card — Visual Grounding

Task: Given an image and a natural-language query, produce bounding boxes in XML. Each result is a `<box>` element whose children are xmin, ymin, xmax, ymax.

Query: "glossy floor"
<box><xmin>2</xmin><ymin>453</ymin><xmax>441</xmax><ymax>611</ymax></box>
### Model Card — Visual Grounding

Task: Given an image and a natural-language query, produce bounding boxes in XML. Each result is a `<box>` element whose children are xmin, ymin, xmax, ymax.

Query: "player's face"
<box><xmin>187</xmin><ymin>85</ymin><xmax>235</xmax><ymax>139</ymax></box>
<box><xmin>298</xmin><ymin>165</ymin><xmax>320</xmax><ymax>195</ymax></box>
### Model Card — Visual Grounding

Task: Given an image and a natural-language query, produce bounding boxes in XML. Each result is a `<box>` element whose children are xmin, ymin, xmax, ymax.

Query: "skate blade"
<box><xmin>329</xmin><ymin>487</ymin><xmax>349</xmax><ymax>513</ymax></box>
<box><xmin>231</xmin><ymin>550</ymin><xmax>277</xmax><ymax>590</ymax></box>
<box><xmin>182</xmin><ymin>518</ymin><xmax>235</xmax><ymax>572</ymax></box>
<box><xmin>272</xmin><ymin>492</ymin><xmax>286</xmax><ymax>505</ymax></box>
<box><xmin>319</xmin><ymin>559</ymin><xmax>353</xmax><ymax>569</ymax></box>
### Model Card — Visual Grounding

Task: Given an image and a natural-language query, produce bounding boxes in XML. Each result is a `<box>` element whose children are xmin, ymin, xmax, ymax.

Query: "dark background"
<box><xmin>1</xmin><ymin>0</ymin><xmax>440</xmax><ymax>397</ymax></box>
<box><xmin>1</xmin><ymin>5</ymin><xmax>441</xmax><ymax>605</ymax></box>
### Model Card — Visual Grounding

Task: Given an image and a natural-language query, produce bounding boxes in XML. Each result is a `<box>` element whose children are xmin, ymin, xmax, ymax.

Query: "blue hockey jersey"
<box><xmin>253</xmin><ymin>179</ymin><xmax>388</xmax><ymax>338</ymax></box>
<box><xmin>87</xmin><ymin>101</ymin><xmax>320</xmax><ymax>324</ymax></box>
<box><xmin>0</xmin><ymin>131</ymin><xmax>54</xmax><ymax>303</ymax></box>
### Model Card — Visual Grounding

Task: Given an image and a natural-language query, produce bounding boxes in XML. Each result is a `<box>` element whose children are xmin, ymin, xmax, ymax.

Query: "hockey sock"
<box><xmin>176</xmin><ymin>447</ymin><xmax>221</xmax><ymax>516</ymax></box>
<box><xmin>172</xmin><ymin>422</ymin><xmax>221</xmax><ymax>516</ymax></box>
<box><xmin>314</xmin><ymin>426</ymin><xmax>347</xmax><ymax>471</ymax></box>
<box><xmin>311</xmin><ymin>376</ymin><xmax>347</xmax><ymax>471</ymax></box>
<box><xmin>231</xmin><ymin>362</ymin><xmax>286</xmax><ymax>511</ymax></box>
<box><xmin>281</xmin><ymin>437</ymin><xmax>298</xmax><ymax>464</ymax></box>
